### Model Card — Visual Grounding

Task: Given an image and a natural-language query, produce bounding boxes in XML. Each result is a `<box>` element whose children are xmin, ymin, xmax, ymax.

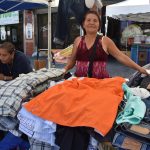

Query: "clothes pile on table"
<box><xmin>16</xmin><ymin>76</ymin><xmax>125</xmax><ymax>150</ymax></box>
<box><xmin>111</xmin><ymin>64</ymin><xmax>150</xmax><ymax>150</ymax></box>
<box><xmin>0</xmin><ymin>66</ymin><xmax>150</xmax><ymax>150</ymax></box>
<box><xmin>0</xmin><ymin>68</ymin><xmax>64</xmax><ymax>150</ymax></box>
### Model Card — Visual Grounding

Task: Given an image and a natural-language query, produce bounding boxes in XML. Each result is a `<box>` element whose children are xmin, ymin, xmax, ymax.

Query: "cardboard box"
<box><xmin>138</xmin><ymin>51</ymin><xmax>147</xmax><ymax>61</ymax></box>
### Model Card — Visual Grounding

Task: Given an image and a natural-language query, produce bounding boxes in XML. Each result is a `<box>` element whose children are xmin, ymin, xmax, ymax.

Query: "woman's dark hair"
<box><xmin>81</xmin><ymin>10</ymin><xmax>101</xmax><ymax>35</ymax></box>
<box><xmin>0</xmin><ymin>42</ymin><xmax>15</xmax><ymax>54</ymax></box>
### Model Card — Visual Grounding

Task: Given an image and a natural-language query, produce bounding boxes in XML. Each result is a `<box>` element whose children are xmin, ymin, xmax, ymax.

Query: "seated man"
<box><xmin>0</xmin><ymin>42</ymin><xmax>33</xmax><ymax>81</ymax></box>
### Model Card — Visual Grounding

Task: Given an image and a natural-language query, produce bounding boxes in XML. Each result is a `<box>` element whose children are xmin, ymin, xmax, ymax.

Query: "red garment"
<box><xmin>24</xmin><ymin>77</ymin><xmax>125</xmax><ymax>136</ymax></box>
<box><xmin>75</xmin><ymin>36</ymin><xmax>109</xmax><ymax>79</ymax></box>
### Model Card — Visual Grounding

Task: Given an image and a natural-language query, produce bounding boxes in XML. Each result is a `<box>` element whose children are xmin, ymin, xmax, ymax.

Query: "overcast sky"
<box><xmin>109</xmin><ymin>0</ymin><xmax>150</xmax><ymax>6</ymax></box>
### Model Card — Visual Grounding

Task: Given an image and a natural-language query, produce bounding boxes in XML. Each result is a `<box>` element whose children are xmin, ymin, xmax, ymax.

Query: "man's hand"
<box><xmin>0</xmin><ymin>73</ymin><xmax>4</xmax><ymax>80</ymax></box>
<box><xmin>5</xmin><ymin>76</ymin><xmax>13</xmax><ymax>81</ymax></box>
<box><xmin>0</xmin><ymin>74</ymin><xmax>13</xmax><ymax>81</ymax></box>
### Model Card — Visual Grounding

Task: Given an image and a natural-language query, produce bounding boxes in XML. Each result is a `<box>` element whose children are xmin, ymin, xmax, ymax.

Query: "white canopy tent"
<box><xmin>106</xmin><ymin>0</ymin><xmax>150</xmax><ymax>52</ymax></box>
<box><xmin>106</xmin><ymin>0</ymin><xmax>150</xmax><ymax>22</ymax></box>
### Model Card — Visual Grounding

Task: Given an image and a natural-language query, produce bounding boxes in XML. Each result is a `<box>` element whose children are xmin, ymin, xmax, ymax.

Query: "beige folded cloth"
<box><xmin>130</xmin><ymin>125</ymin><xmax>150</xmax><ymax>135</ymax></box>
<box><xmin>54</xmin><ymin>45</ymin><xmax>73</xmax><ymax>63</ymax></box>
<box><xmin>122</xmin><ymin>137</ymin><xmax>142</xmax><ymax>150</ymax></box>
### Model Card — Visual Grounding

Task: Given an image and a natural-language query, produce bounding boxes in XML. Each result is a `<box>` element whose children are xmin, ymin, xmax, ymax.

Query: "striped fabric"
<box><xmin>29</xmin><ymin>138</ymin><xmax>52</xmax><ymax>150</ymax></box>
<box><xmin>0</xmin><ymin>68</ymin><xmax>64</xmax><ymax>130</ymax></box>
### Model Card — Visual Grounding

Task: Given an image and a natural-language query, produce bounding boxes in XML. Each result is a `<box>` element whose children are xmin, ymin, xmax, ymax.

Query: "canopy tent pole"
<box><xmin>48</xmin><ymin>0</ymin><xmax>52</xmax><ymax>68</ymax></box>
<box><xmin>125</xmin><ymin>21</ymin><xmax>129</xmax><ymax>54</ymax></box>
<box><xmin>105</xmin><ymin>16</ymin><xmax>108</xmax><ymax>35</ymax></box>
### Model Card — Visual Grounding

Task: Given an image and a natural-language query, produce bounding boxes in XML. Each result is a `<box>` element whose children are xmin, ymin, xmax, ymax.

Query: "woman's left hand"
<box><xmin>139</xmin><ymin>68</ymin><xmax>150</xmax><ymax>75</ymax></box>
<box><xmin>145</xmin><ymin>69</ymin><xmax>150</xmax><ymax>75</ymax></box>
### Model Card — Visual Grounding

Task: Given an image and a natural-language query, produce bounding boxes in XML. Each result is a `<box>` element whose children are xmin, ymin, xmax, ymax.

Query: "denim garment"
<box><xmin>112</xmin><ymin>132</ymin><xmax>150</xmax><ymax>150</ymax></box>
<box><xmin>140</xmin><ymin>76</ymin><xmax>150</xmax><ymax>90</ymax></box>
<box><xmin>127</xmin><ymin>63</ymin><xmax>150</xmax><ymax>87</ymax></box>
<box><xmin>116</xmin><ymin>122</ymin><xmax>150</xmax><ymax>141</ymax></box>
<box><xmin>29</xmin><ymin>137</ymin><xmax>59</xmax><ymax>150</ymax></box>
<box><xmin>115</xmin><ymin>124</ymin><xmax>150</xmax><ymax>145</ymax></box>
<box><xmin>127</xmin><ymin>71</ymin><xmax>143</xmax><ymax>87</ymax></box>
<box><xmin>54</xmin><ymin>0</ymin><xmax>89</xmax><ymax>45</ymax></box>
<box><xmin>18</xmin><ymin>107</ymin><xmax>57</xmax><ymax>146</ymax></box>
<box><xmin>87</xmin><ymin>136</ymin><xmax>99</xmax><ymax>150</ymax></box>
<box><xmin>143</xmin><ymin>98</ymin><xmax>150</xmax><ymax>123</ymax></box>
<box><xmin>0</xmin><ymin>116</ymin><xmax>18</xmax><ymax>131</ymax></box>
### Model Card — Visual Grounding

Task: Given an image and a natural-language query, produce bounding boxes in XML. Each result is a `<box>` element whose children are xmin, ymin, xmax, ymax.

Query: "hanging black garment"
<box><xmin>55</xmin><ymin>125</ymin><xmax>90</xmax><ymax>150</ymax></box>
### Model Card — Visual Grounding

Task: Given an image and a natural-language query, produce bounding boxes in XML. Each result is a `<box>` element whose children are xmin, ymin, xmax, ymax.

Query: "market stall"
<box><xmin>106</xmin><ymin>0</ymin><xmax>150</xmax><ymax>65</ymax></box>
<box><xmin>0</xmin><ymin>0</ymin><xmax>59</xmax><ymax>68</ymax></box>
<box><xmin>106</xmin><ymin>0</ymin><xmax>150</xmax><ymax>22</ymax></box>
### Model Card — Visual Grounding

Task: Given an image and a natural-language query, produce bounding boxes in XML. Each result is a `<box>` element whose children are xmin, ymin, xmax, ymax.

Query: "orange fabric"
<box><xmin>24</xmin><ymin>77</ymin><xmax>125</xmax><ymax>136</ymax></box>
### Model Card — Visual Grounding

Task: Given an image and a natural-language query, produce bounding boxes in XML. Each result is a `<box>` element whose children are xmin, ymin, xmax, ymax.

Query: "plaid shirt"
<box><xmin>29</xmin><ymin>138</ymin><xmax>53</xmax><ymax>150</ymax></box>
<box><xmin>0</xmin><ymin>68</ymin><xmax>64</xmax><ymax>130</ymax></box>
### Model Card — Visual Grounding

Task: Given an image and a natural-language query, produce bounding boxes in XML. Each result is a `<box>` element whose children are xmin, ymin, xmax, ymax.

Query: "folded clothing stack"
<box><xmin>54</xmin><ymin>45</ymin><xmax>73</xmax><ymax>63</ymax></box>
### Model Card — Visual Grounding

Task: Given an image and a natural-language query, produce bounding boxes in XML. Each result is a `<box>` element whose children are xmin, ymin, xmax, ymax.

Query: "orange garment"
<box><xmin>24</xmin><ymin>77</ymin><xmax>125</xmax><ymax>136</ymax></box>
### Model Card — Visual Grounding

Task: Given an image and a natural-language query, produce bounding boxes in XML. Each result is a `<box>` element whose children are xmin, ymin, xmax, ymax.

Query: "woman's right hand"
<box><xmin>62</xmin><ymin>68</ymin><xmax>67</xmax><ymax>75</ymax></box>
<box><xmin>62</xmin><ymin>68</ymin><xmax>72</xmax><ymax>79</ymax></box>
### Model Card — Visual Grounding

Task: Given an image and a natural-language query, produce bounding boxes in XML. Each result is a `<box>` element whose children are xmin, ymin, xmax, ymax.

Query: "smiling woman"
<box><xmin>63</xmin><ymin>10</ymin><xmax>149</xmax><ymax>79</ymax></box>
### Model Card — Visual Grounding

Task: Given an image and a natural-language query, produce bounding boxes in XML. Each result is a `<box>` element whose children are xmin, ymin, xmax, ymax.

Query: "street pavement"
<box><xmin>107</xmin><ymin>57</ymin><xmax>135</xmax><ymax>78</ymax></box>
<box><xmin>56</xmin><ymin>57</ymin><xmax>136</xmax><ymax>78</ymax></box>
<box><xmin>30</xmin><ymin>56</ymin><xmax>137</xmax><ymax>78</ymax></box>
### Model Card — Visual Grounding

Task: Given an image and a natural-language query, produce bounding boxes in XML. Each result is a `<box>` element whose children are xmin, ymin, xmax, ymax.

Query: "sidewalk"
<box><xmin>107</xmin><ymin>57</ymin><xmax>135</xmax><ymax>78</ymax></box>
<box><xmin>30</xmin><ymin>56</ymin><xmax>136</xmax><ymax>78</ymax></box>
